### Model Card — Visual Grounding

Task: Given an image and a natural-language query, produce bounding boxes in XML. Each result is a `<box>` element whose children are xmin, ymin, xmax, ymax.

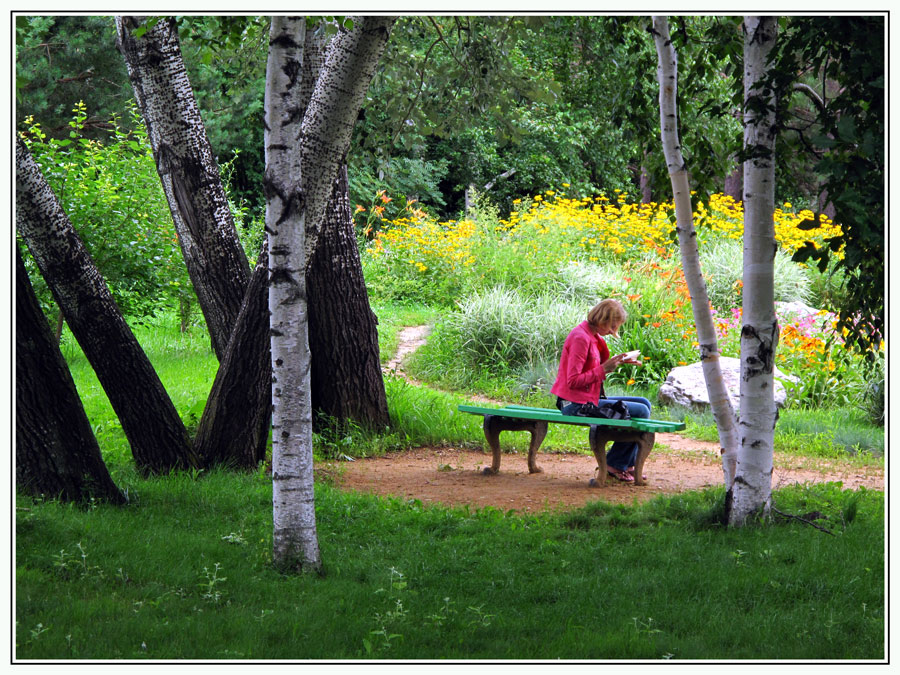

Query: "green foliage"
<box><xmin>772</xmin><ymin>17</ymin><xmax>885</xmax><ymax>356</ymax></box>
<box><xmin>418</xmin><ymin>286</ymin><xmax>585</xmax><ymax>388</ymax></box>
<box><xmin>16</xmin><ymin>16</ymin><xmax>132</xmax><ymax>139</ymax></box>
<box><xmin>20</xmin><ymin>102</ymin><xmax>194</xmax><ymax>323</ymax></box>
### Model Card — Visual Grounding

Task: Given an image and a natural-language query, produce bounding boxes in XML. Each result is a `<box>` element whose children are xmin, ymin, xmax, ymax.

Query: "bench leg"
<box><xmin>482</xmin><ymin>416</ymin><xmax>548</xmax><ymax>475</ymax></box>
<box><xmin>632</xmin><ymin>432</ymin><xmax>655</xmax><ymax>487</ymax></box>
<box><xmin>589</xmin><ymin>428</ymin><xmax>655</xmax><ymax>486</ymax></box>
<box><xmin>588</xmin><ymin>426</ymin><xmax>610</xmax><ymax>486</ymax></box>
<box><xmin>526</xmin><ymin>421</ymin><xmax>548</xmax><ymax>474</ymax></box>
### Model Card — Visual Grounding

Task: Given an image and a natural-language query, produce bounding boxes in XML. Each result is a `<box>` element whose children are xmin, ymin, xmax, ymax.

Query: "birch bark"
<box><xmin>265</xmin><ymin>16</ymin><xmax>319</xmax><ymax>572</ymax></box>
<box><xmin>300</xmin><ymin>23</ymin><xmax>390</xmax><ymax>428</ymax></box>
<box><xmin>730</xmin><ymin>16</ymin><xmax>779</xmax><ymax>525</ymax></box>
<box><xmin>651</xmin><ymin>16</ymin><xmax>740</xmax><ymax>486</ymax></box>
<box><xmin>115</xmin><ymin>16</ymin><xmax>250</xmax><ymax>360</ymax></box>
<box><xmin>16</xmin><ymin>246</ymin><xmax>125</xmax><ymax>504</ymax></box>
<box><xmin>16</xmin><ymin>138</ymin><xmax>196</xmax><ymax>474</ymax></box>
<box><xmin>265</xmin><ymin>16</ymin><xmax>394</xmax><ymax>571</ymax></box>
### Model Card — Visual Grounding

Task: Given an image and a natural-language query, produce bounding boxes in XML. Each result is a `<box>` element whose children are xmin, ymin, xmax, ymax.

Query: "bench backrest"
<box><xmin>458</xmin><ymin>404</ymin><xmax>686</xmax><ymax>433</ymax></box>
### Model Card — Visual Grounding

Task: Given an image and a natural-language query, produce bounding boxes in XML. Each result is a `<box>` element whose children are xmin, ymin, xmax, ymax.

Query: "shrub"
<box><xmin>20</xmin><ymin>101</ymin><xmax>192</xmax><ymax>322</ymax></box>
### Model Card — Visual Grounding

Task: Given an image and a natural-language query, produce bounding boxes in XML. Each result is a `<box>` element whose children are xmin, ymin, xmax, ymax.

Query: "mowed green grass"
<box><xmin>16</xmin><ymin>312</ymin><xmax>885</xmax><ymax>660</ymax></box>
<box><xmin>15</xmin><ymin>472</ymin><xmax>885</xmax><ymax>660</ymax></box>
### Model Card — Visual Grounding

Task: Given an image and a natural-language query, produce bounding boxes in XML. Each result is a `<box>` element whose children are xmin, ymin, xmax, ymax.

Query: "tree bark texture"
<box><xmin>265</xmin><ymin>16</ymin><xmax>321</xmax><ymax>572</ymax></box>
<box><xmin>115</xmin><ymin>15</ymin><xmax>250</xmax><ymax>360</ymax></box>
<box><xmin>265</xmin><ymin>16</ymin><xmax>395</xmax><ymax>572</ymax></box>
<box><xmin>16</xmin><ymin>246</ymin><xmax>125</xmax><ymax>504</ymax></box>
<box><xmin>731</xmin><ymin>16</ymin><xmax>779</xmax><ymax>525</ymax></box>
<box><xmin>298</xmin><ymin>16</ymin><xmax>396</xmax><ymax>271</ymax></box>
<box><xmin>300</xmin><ymin>22</ymin><xmax>390</xmax><ymax>429</ymax></box>
<box><xmin>16</xmin><ymin>138</ymin><xmax>197</xmax><ymax>474</ymax></box>
<box><xmin>307</xmin><ymin>164</ymin><xmax>390</xmax><ymax>428</ymax></box>
<box><xmin>651</xmin><ymin>16</ymin><xmax>740</xmax><ymax>486</ymax></box>
<box><xmin>193</xmin><ymin>241</ymin><xmax>272</xmax><ymax>469</ymax></box>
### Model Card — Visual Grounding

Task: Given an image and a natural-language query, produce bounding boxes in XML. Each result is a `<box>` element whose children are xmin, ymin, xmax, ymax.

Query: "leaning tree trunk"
<box><xmin>265</xmin><ymin>15</ymin><xmax>395</xmax><ymax>573</ymax></box>
<box><xmin>299</xmin><ymin>23</ymin><xmax>389</xmax><ymax>429</ymax></box>
<box><xmin>116</xmin><ymin>15</ymin><xmax>250</xmax><ymax>360</ymax></box>
<box><xmin>16</xmin><ymin>246</ymin><xmax>125</xmax><ymax>504</ymax></box>
<box><xmin>730</xmin><ymin>16</ymin><xmax>779</xmax><ymax>525</ymax></box>
<box><xmin>193</xmin><ymin>241</ymin><xmax>271</xmax><ymax>469</ymax></box>
<box><xmin>651</xmin><ymin>16</ymin><xmax>740</xmax><ymax>486</ymax></box>
<box><xmin>307</xmin><ymin>164</ymin><xmax>390</xmax><ymax>428</ymax></box>
<box><xmin>16</xmin><ymin>138</ymin><xmax>197</xmax><ymax>474</ymax></box>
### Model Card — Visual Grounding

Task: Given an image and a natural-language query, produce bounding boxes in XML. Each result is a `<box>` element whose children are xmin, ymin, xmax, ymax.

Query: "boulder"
<box><xmin>658</xmin><ymin>356</ymin><xmax>798</xmax><ymax>412</ymax></box>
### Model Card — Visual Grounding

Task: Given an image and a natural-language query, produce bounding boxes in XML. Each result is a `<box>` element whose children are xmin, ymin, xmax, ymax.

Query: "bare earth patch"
<box><xmin>320</xmin><ymin>440</ymin><xmax>883</xmax><ymax>513</ymax></box>
<box><xmin>339</xmin><ymin>327</ymin><xmax>883</xmax><ymax>513</ymax></box>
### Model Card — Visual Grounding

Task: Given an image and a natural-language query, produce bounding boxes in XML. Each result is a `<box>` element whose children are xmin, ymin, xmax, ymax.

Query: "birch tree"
<box><xmin>16</xmin><ymin>246</ymin><xmax>125</xmax><ymax>504</ymax></box>
<box><xmin>16</xmin><ymin>138</ymin><xmax>197</xmax><ymax>474</ymax></box>
<box><xmin>651</xmin><ymin>16</ymin><xmax>740</xmax><ymax>486</ymax></box>
<box><xmin>115</xmin><ymin>15</ymin><xmax>250</xmax><ymax>360</ymax></box>
<box><xmin>193</xmin><ymin>241</ymin><xmax>271</xmax><ymax>469</ymax></box>
<box><xmin>730</xmin><ymin>16</ymin><xmax>779</xmax><ymax>524</ymax></box>
<box><xmin>299</xmin><ymin>22</ymin><xmax>389</xmax><ymax>429</ymax></box>
<box><xmin>265</xmin><ymin>15</ymin><xmax>395</xmax><ymax>571</ymax></box>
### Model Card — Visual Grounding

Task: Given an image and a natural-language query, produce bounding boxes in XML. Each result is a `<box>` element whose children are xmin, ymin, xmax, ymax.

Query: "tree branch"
<box><xmin>772</xmin><ymin>507</ymin><xmax>835</xmax><ymax>535</ymax></box>
<box><xmin>792</xmin><ymin>82</ymin><xmax>826</xmax><ymax>115</ymax></box>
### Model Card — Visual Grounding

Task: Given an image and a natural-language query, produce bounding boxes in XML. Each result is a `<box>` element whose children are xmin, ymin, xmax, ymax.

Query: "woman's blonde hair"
<box><xmin>587</xmin><ymin>299</ymin><xmax>627</xmax><ymax>329</ymax></box>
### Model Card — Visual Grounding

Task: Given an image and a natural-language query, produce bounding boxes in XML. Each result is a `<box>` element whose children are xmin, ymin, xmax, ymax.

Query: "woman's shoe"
<box><xmin>607</xmin><ymin>468</ymin><xmax>634</xmax><ymax>482</ymax></box>
<box><xmin>626</xmin><ymin>466</ymin><xmax>647</xmax><ymax>481</ymax></box>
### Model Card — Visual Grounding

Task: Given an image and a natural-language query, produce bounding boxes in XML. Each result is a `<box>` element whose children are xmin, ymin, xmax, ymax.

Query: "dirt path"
<box><xmin>323</xmin><ymin>326</ymin><xmax>884</xmax><ymax>513</ymax></box>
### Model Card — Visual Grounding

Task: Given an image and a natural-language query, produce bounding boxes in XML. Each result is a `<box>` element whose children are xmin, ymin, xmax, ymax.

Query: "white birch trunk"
<box><xmin>299</xmin><ymin>17</ymin><xmax>395</xmax><ymax>270</ymax></box>
<box><xmin>651</xmin><ymin>16</ymin><xmax>740</xmax><ymax>486</ymax></box>
<box><xmin>730</xmin><ymin>16</ymin><xmax>779</xmax><ymax>525</ymax></box>
<box><xmin>265</xmin><ymin>16</ymin><xmax>394</xmax><ymax>571</ymax></box>
<box><xmin>265</xmin><ymin>16</ymin><xmax>320</xmax><ymax>572</ymax></box>
<box><xmin>115</xmin><ymin>16</ymin><xmax>250</xmax><ymax>360</ymax></box>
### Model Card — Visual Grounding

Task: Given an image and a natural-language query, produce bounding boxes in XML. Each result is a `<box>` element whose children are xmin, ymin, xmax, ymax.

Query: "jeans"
<box><xmin>560</xmin><ymin>395</ymin><xmax>652</xmax><ymax>471</ymax></box>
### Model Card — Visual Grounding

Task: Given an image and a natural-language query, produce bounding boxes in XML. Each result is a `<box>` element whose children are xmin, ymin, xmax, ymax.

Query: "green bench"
<box><xmin>458</xmin><ymin>404</ymin><xmax>685</xmax><ymax>486</ymax></box>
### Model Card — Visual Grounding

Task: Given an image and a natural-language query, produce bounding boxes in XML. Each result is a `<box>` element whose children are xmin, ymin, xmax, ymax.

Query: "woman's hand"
<box><xmin>602</xmin><ymin>354</ymin><xmax>624</xmax><ymax>374</ymax></box>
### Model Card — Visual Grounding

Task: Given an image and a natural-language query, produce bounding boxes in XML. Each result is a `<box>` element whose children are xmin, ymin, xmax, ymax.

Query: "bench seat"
<box><xmin>458</xmin><ymin>404</ymin><xmax>685</xmax><ymax>486</ymax></box>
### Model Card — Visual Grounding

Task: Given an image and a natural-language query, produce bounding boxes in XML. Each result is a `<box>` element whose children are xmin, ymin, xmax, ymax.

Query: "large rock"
<box><xmin>658</xmin><ymin>357</ymin><xmax>798</xmax><ymax>412</ymax></box>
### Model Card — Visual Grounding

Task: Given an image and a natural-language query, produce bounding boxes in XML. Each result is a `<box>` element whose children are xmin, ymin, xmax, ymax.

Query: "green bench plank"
<box><xmin>501</xmin><ymin>404</ymin><xmax>684</xmax><ymax>431</ymax></box>
<box><xmin>458</xmin><ymin>404</ymin><xmax>685</xmax><ymax>432</ymax></box>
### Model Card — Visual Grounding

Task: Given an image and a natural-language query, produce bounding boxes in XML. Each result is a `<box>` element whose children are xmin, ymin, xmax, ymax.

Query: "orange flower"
<box><xmin>652</xmin><ymin>322</ymin><xmax>662</xmax><ymax>328</ymax></box>
<box><xmin>380</xmin><ymin>193</ymin><xmax>393</xmax><ymax>204</ymax></box>
<box><xmin>354</xmin><ymin>204</ymin><xmax>366</xmax><ymax>214</ymax></box>
<box><xmin>627</xmin><ymin>294</ymin><xmax>641</xmax><ymax>301</ymax></box>
<box><xmin>627</xmin><ymin>379</ymin><xmax>636</xmax><ymax>385</ymax></box>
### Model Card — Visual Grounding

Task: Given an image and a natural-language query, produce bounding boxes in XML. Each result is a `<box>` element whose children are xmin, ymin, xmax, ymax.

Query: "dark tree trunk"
<box><xmin>16</xmin><ymin>246</ymin><xmax>125</xmax><ymax>504</ymax></box>
<box><xmin>194</xmin><ymin>242</ymin><xmax>272</xmax><ymax>469</ymax></box>
<box><xmin>116</xmin><ymin>16</ymin><xmax>250</xmax><ymax>360</ymax></box>
<box><xmin>307</xmin><ymin>164</ymin><xmax>390</xmax><ymax>429</ymax></box>
<box><xmin>640</xmin><ymin>163</ymin><xmax>653</xmax><ymax>203</ymax></box>
<box><xmin>724</xmin><ymin>165</ymin><xmax>743</xmax><ymax>202</ymax></box>
<box><xmin>16</xmin><ymin>138</ymin><xmax>197</xmax><ymax>474</ymax></box>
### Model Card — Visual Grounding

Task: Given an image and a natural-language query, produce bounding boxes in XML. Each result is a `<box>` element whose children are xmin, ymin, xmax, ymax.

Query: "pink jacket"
<box><xmin>550</xmin><ymin>321</ymin><xmax>610</xmax><ymax>404</ymax></box>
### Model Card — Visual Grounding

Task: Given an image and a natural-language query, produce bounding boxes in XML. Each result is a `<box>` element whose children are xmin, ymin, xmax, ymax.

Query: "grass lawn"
<box><xmin>15</xmin><ymin>312</ymin><xmax>886</xmax><ymax>661</ymax></box>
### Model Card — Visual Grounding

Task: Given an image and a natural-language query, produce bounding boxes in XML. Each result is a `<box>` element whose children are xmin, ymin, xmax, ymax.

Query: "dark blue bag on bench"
<box><xmin>574</xmin><ymin>401</ymin><xmax>631</xmax><ymax>420</ymax></box>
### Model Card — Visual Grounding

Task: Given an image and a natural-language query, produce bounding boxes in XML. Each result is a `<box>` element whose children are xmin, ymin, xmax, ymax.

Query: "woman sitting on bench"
<box><xmin>550</xmin><ymin>299</ymin><xmax>650</xmax><ymax>483</ymax></box>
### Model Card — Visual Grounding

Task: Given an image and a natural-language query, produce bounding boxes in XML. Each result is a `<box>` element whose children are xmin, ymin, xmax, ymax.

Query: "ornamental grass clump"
<box><xmin>700</xmin><ymin>237</ymin><xmax>812</xmax><ymax>311</ymax></box>
<box><xmin>411</xmin><ymin>286</ymin><xmax>585</xmax><ymax>393</ymax></box>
